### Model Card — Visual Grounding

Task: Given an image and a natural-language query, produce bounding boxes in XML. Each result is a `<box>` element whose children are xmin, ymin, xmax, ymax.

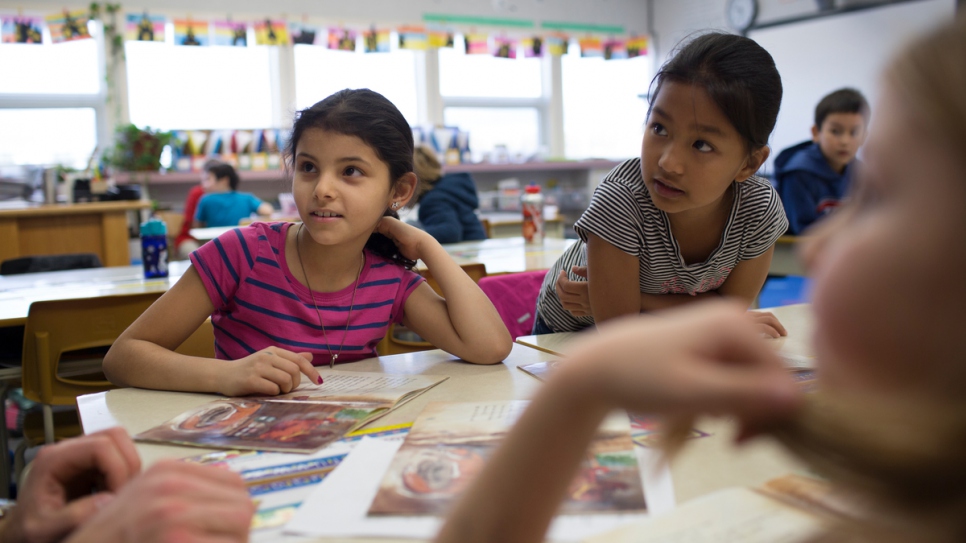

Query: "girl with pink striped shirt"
<box><xmin>105</xmin><ymin>89</ymin><xmax>512</xmax><ymax>397</ymax></box>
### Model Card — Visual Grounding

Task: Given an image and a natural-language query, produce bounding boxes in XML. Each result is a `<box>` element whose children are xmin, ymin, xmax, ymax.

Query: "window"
<box><xmin>125</xmin><ymin>28</ymin><xmax>274</xmax><ymax>130</ymax></box>
<box><xmin>562</xmin><ymin>42</ymin><xmax>651</xmax><ymax>160</ymax></box>
<box><xmin>294</xmin><ymin>36</ymin><xmax>419</xmax><ymax>125</ymax></box>
<box><xmin>0</xmin><ymin>38</ymin><xmax>100</xmax><ymax>95</ymax></box>
<box><xmin>0</xmin><ymin>108</ymin><xmax>98</xmax><ymax>168</ymax></box>
<box><xmin>438</xmin><ymin>37</ymin><xmax>542</xmax><ymax>98</ymax></box>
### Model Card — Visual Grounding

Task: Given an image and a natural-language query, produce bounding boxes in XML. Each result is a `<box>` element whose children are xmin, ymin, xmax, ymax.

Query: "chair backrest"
<box><xmin>420</xmin><ymin>263</ymin><xmax>487</xmax><ymax>296</ymax></box>
<box><xmin>477</xmin><ymin>270</ymin><xmax>548</xmax><ymax>340</ymax></box>
<box><xmin>21</xmin><ymin>292</ymin><xmax>163</xmax><ymax>405</ymax></box>
<box><xmin>1</xmin><ymin>253</ymin><xmax>102</xmax><ymax>275</ymax></box>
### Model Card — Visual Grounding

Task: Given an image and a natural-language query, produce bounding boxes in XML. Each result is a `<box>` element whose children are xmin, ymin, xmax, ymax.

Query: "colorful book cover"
<box><xmin>1</xmin><ymin>16</ymin><xmax>43</xmax><ymax>44</ymax></box>
<box><xmin>427</xmin><ymin>25</ymin><xmax>454</xmax><ymax>48</ymax></box>
<box><xmin>579</xmin><ymin>37</ymin><xmax>604</xmax><ymax>58</ymax></box>
<box><xmin>369</xmin><ymin>401</ymin><xmax>646</xmax><ymax>516</ymax></box>
<box><xmin>290</xmin><ymin>24</ymin><xmax>318</xmax><ymax>45</ymax></box>
<box><xmin>255</xmin><ymin>19</ymin><xmax>288</xmax><ymax>46</ymax></box>
<box><xmin>397</xmin><ymin>25</ymin><xmax>427</xmax><ymax>50</ymax></box>
<box><xmin>626</xmin><ymin>36</ymin><xmax>648</xmax><ymax>58</ymax></box>
<box><xmin>46</xmin><ymin>10</ymin><xmax>91</xmax><ymax>43</ymax></box>
<box><xmin>174</xmin><ymin>19</ymin><xmax>208</xmax><ymax>46</ymax></box>
<box><xmin>522</xmin><ymin>36</ymin><xmax>544</xmax><ymax>58</ymax></box>
<box><xmin>546</xmin><ymin>32</ymin><xmax>569</xmax><ymax>56</ymax></box>
<box><xmin>464</xmin><ymin>33</ymin><xmax>489</xmax><ymax>55</ymax></box>
<box><xmin>492</xmin><ymin>36</ymin><xmax>517</xmax><ymax>59</ymax></box>
<box><xmin>135</xmin><ymin>372</ymin><xmax>447</xmax><ymax>453</ymax></box>
<box><xmin>212</xmin><ymin>21</ymin><xmax>248</xmax><ymax>47</ymax></box>
<box><xmin>125</xmin><ymin>12</ymin><xmax>164</xmax><ymax>42</ymax></box>
<box><xmin>327</xmin><ymin>27</ymin><xmax>357</xmax><ymax>51</ymax></box>
<box><xmin>363</xmin><ymin>27</ymin><xmax>391</xmax><ymax>53</ymax></box>
<box><xmin>604</xmin><ymin>39</ymin><xmax>628</xmax><ymax>60</ymax></box>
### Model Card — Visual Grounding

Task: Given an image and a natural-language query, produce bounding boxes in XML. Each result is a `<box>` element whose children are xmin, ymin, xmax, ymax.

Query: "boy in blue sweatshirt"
<box><xmin>775</xmin><ymin>88</ymin><xmax>870</xmax><ymax>234</ymax></box>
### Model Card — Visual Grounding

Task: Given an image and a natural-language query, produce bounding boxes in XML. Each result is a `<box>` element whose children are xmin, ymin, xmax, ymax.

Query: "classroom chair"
<box><xmin>0</xmin><ymin>253</ymin><xmax>102</xmax><ymax>275</ymax></box>
<box><xmin>477</xmin><ymin>270</ymin><xmax>547</xmax><ymax>340</ymax></box>
<box><xmin>376</xmin><ymin>263</ymin><xmax>488</xmax><ymax>356</ymax></box>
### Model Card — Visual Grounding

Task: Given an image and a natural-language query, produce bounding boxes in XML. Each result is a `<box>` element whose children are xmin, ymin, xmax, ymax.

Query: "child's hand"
<box><xmin>375</xmin><ymin>216</ymin><xmax>433</xmax><ymax>261</ymax></box>
<box><xmin>221</xmin><ymin>348</ymin><xmax>321</xmax><ymax>396</ymax></box>
<box><xmin>747</xmin><ymin>310</ymin><xmax>787</xmax><ymax>338</ymax></box>
<box><xmin>555</xmin><ymin>266</ymin><xmax>591</xmax><ymax>317</ymax></box>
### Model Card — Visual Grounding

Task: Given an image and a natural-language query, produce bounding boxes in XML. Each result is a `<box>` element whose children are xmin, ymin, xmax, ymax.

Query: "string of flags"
<box><xmin>1</xmin><ymin>10</ymin><xmax>647</xmax><ymax>60</ymax></box>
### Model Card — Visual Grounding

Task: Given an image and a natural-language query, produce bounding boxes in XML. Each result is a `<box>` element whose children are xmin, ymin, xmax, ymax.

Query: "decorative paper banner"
<box><xmin>327</xmin><ymin>28</ymin><xmax>356</xmax><ymax>51</ymax></box>
<box><xmin>492</xmin><ymin>36</ymin><xmax>517</xmax><ymax>59</ymax></box>
<box><xmin>522</xmin><ymin>36</ymin><xmax>544</xmax><ymax>58</ymax></box>
<box><xmin>427</xmin><ymin>25</ymin><xmax>454</xmax><ymax>48</ymax></box>
<box><xmin>545</xmin><ymin>33</ymin><xmax>568</xmax><ymax>56</ymax></box>
<box><xmin>363</xmin><ymin>28</ymin><xmax>391</xmax><ymax>52</ymax></box>
<box><xmin>173</xmin><ymin>19</ymin><xmax>208</xmax><ymax>46</ymax></box>
<box><xmin>290</xmin><ymin>24</ymin><xmax>318</xmax><ymax>45</ymax></box>
<box><xmin>464</xmin><ymin>33</ymin><xmax>488</xmax><ymax>55</ymax></box>
<box><xmin>579</xmin><ymin>37</ymin><xmax>603</xmax><ymax>58</ymax></box>
<box><xmin>212</xmin><ymin>21</ymin><xmax>247</xmax><ymax>46</ymax></box>
<box><xmin>603</xmin><ymin>39</ymin><xmax>627</xmax><ymax>60</ymax></box>
<box><xmin>125</xmin><ymin>12</ymin><xmax>165</xmax><ymax>42</ymax></box>
<box><xmin>1</xmin><ymin>16</ymin><xmax>43</xmax><ymax>43</ymax></box>
<box><xmin>254</xmin><ymin>19</ymin><xmax>288</xmax><ymax>45</ymax></box>
<box><xmin>397</xmin><ymin>25</ymin><xmax>427</xmax><ymax>50</ymax></box>
<box><xmin>626</xmin><ymin>36</ymin><xmax>648</xmax><ymax>58</ymax></box>
<box><xmin>46</xmin><ymin>10</ymin><xmax>91</xmax><ymax>43</ymax></box>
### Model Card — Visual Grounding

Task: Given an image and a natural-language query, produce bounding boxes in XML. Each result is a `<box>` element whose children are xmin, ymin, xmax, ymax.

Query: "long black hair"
<box><xmin>286</xmin><ymin>89</ymin><xmax>417</xmax><ymax>269</ymax></box>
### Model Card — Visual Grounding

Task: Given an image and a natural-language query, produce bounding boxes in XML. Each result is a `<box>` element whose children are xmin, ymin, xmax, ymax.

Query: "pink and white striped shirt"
<box><xmin>190</xmin><ymin>222</ymin><xmax>424</xmax><ymax>365</ymax></box>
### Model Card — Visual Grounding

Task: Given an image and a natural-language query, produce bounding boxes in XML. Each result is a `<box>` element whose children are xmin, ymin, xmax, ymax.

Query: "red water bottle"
<box><xmin>521</xmin><ymin>184</ymin><xmax>544</xmax><ymax>244</ymax></box>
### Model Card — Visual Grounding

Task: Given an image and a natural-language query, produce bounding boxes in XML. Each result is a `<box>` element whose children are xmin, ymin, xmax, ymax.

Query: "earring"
<box><xmin>391</xmin><ymin>202</ymin><xmax>400</xmax><ymax>209</ymax></box>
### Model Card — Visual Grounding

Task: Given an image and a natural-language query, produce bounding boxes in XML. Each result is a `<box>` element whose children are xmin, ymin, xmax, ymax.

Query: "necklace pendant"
<box><xmin>330</xmin><ymin>354</ymin><xmax>338</xmax><ymax>369</ymax></box>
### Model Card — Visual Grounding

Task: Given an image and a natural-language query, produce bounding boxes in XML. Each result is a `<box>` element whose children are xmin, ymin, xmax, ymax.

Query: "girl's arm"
<box><xmin>717</xmin><ymin>246</ymin><xmax>787</xmax><ymax>337</ymax></box>
<box><xmin>435</xmin><ymin>302</ymin><xmax>802</xmax><ymax>543</ymax></box>
<box><xmin>585</xmin><ymin>233</ymin><xmax>643</xmax><ymax>323</ymax></box>
<box><xmin>376</xmin><ymin>217</ymin><xmax>512</xmax><ymax>365</ymax></box>
<box><xmin>103</xmin><ymin>266</ymin><xmax>321</xmax><ymax>396</ymax></box>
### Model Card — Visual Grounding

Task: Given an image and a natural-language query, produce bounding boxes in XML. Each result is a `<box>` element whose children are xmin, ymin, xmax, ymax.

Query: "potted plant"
<box><xmin>111</xmin><ymin>124</ymin><xmax>172</xmax><ymax>172</ymax></box>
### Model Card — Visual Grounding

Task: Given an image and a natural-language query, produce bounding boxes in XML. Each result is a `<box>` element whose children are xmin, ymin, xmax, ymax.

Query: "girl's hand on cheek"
<box><xmin>375</xmin><ymin>216</ymin><xmax>432</xmax><ymax>261</ymax></box>
<box><xmin>221</xmin><ymin>348</ymin><xmax>320</xmax><ymax>396</ymax></box>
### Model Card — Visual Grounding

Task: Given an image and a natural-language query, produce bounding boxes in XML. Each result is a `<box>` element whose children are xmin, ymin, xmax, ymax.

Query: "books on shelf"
<box><xmin>135</xmin><ymin>371</ymin><xmax>446</xmax><ymax>453</ymax></box>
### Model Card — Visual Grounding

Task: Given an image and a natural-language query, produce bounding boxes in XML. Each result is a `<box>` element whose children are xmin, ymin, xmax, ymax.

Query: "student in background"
<box><xmin>437</xmin><ymin>17</ymin><xmax>966</xmax><ymax>543</ymax></box>
<box><xmin>193</xmin><ymin>161</ymin><xmax>273</xmax><ymax>228</ymax></box>
<box><xmin>412</xmin><ymin>144</ymin><xmax>487</xmax><ymax>244</ymax></box>
<box><xmin>0</xmin><ymin>428</ymin><xmax>252</xmax><ymax>543</ymax></box>
<box><xmin>536</xmin><ymin>32</ymin><xmax>788</xmax><ymax>338</ymax></box>
<box><xmin>104</xmin><ymin>89</ymin><xmax>511</xmax><ymax>397</ymax></box>
<box><xmin>775</xmin><ymin>88</ymin><xmax>870</xmax><ymax>235</ymax></box>
<box><xmin>173</xmin><ymin>159</ymin><xmax>222</xmax><ymax>259</ymax></box>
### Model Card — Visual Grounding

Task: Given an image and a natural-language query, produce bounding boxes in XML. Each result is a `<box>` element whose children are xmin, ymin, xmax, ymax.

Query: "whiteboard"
<box><xmin>749</xmin><ymin>0</ymin><xmax>955</xmax><ymax>173</ymax></box>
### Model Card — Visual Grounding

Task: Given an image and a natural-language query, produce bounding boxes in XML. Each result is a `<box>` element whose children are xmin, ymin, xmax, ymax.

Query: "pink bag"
<box><xmin>478</xmin><ymin>271</ymin><xmax>548</xmax><ymax>340</ymax></box>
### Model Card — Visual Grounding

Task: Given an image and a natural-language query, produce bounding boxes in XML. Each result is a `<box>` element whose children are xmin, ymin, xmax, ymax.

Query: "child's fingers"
<box><xmin>298</xmin><ymin>352</ymin><xmax>323</xmax><ymax>384</ymax></box>
<box><xmin>270</xmin><ymin>349</ymin><xmax>319</xmax><ymax>388</ymax></box>
<box><xmin>570</xmin><ymin>265</ymin><xmax>588</xmax><ymax>278</ymax></box>
<box><xmin>749</xmin><ymin>311</ymin><xmax>787</xmax><ymax>336</ymax></box>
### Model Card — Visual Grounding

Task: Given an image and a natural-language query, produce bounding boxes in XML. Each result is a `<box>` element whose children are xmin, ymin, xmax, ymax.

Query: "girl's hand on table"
<box><xmin>222</xmin><ymin>348</ymin><xmax>320</xmax><ymax>396</ymax></box>
<box><xmin>747</xmin><ymin>310</ymin><xmax>787</xmax><ymax>338</ymax></box>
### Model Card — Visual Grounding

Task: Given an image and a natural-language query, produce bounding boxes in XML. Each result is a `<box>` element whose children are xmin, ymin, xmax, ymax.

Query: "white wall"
<box><xmin>4</xmin><ymin>0</ymin><xmax>649</xmax><ymax>32</ymax></box>
<box><xmin>650</xmin><ymin>0</ymin><xmax>955</xmax><ymax>172</ymax></box>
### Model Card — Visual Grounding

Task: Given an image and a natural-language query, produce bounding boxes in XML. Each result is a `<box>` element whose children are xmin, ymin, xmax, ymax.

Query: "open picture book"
<box><xmin>368</xmin><ymin>400</ymin><xmax>647</xmax><ymax>516</ymax></box>
<box><xmin>135</xmin><ymin>371</ymin><xmax>447</xmax><ymax>453</ymax></box>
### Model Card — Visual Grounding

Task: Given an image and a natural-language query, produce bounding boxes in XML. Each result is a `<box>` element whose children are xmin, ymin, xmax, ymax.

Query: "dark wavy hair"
<box><xmin>648</xmin><ymin>32</ymin><xmax>783</xmax><ymax>152</ymax></box>
<box><xmin>285</xmin><ymin>89</ymin><xmax>416</xmax><ymax>269</ymax></box>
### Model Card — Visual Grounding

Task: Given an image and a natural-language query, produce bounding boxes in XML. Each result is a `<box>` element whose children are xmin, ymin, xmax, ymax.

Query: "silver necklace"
<box><xmin>295</xmin><ymin>223</ymin><xmax>363</xmax><ymax>369</ymax></box>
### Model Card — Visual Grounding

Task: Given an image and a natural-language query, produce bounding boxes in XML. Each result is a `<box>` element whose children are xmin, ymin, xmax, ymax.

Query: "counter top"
<box><xmin>0</xmin><ymin>199</ymin><xmax>151</xmax><ymax>217</ymax></box>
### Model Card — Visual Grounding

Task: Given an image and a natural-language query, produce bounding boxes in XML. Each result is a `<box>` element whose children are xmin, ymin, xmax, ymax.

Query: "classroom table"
<box><xmin>78</xmin><ymin>339</ymin><xmax>808</xmax><ymax>542</ymax></box>
<box><xmin>0</xmin><ymin>260</ymin><xmax>191</xmax><ymax>328</ymax></box>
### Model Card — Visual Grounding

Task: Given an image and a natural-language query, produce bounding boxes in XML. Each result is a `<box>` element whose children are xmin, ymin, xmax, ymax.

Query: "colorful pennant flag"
<box><xmin>1</xmin><ymin>16</ymin><xmax>43</xmax><ymax>43</ymax></box>
<box><xmin>492</xmin><ymin>36</ymin><xmax>517</xmax><ymax>59</ymax></box>
<box><xmin>545</xmin><ymin>33</ymin><xmax>568</xmax><ymax>56</ymax></box>
<box><xmin>363</xmin><ymin>28</ymin><xmax>391</xmax><ymax>52</ymax></box>
<box><xmin>397</xmin><ymin>25</ymin><xmax>427</xmax><ymax>50</ymax></box>
<box><xmin>174</xmin><ymin>19</ymin><xmax>208</xmax><ymax>46</ymax></box>
<box><xmin>626</xmin><ymin>36</ymin><xmax>648</xmax><ymax>58</ymax></box>
<box><xmin>254</xmin><ymin>19</ymin><xmax>288</xmax><ymax>45</ymax></box>
<box><xmin>579</xmin><ymin>37</ymin><xmax>603</xmax><ymax>58</ymax></box>
<box><xmin>211</xmin><ymin>21</ymin><xmax>247</xmax><ymax>46</ymax></box>
<box><xmin>428</xmin><ymin>26</ymin><xmax>454</xmax><ymax>48</ymax></box>
<box><xmin>125</xmin><ymin>12</ymin><xmax>164</xmax><ymax>42</ymax></box>
<box><xmin>522</xmin><ymin>36</ymin><xmax>544</xmax><ymax>58</ymax></box>
<box><xmin>290</xmin><ymin>24</ymin><xmax>318</xmax><ymax>45</ymax></box>
<box><xmin>46</xmin><ymin>10</ymin><xmax>91</xmax><ymax>43</ymax></box>
<box><xmin>465</xmin><ymin>33</ymin><xmax>489</xmax><ymax>55</ymax></box>
<box><xmin>327</xmin><ymin>28</ymin><xmax>357</xmax><ymax>51</ymax></box>
<box><xmin>603</xmin><ymin>39</ymin><xmax>628</xmax><ymax>60</ymax></box>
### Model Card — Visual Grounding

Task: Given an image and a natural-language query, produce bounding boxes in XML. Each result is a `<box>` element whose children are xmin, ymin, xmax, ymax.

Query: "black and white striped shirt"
<box><xmin>535</xmin><ymin>158</ymin><xmax>788</xmax><ymax>332</ymax></box>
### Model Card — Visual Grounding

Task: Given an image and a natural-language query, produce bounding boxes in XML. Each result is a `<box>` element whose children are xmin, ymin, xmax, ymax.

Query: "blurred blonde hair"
<box><xmin>413</xmin><ymin>144</ymin><xmax>442</xmax><ymax>202</ymax></box>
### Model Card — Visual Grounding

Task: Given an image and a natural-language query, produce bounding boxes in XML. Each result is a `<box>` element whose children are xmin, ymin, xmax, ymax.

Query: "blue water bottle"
<box><xmin>140</xmin><ymin>218</ymin><xmax>169</xmax><ymax>279</ymax></box>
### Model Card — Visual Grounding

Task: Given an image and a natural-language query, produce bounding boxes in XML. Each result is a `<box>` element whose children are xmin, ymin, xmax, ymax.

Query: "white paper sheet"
<box><xmin>284</xmin><ymin>437</ymin><xmax>676</xmax><ymax>542</ymax></box>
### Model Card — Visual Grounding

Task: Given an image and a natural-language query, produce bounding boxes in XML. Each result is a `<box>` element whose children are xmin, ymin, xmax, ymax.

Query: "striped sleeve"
<box><xmin>739</xmin><ymin>179</ymin><xmax>789</xmax><ymax>260</ymax></box>
<box><xmin>189</xmin><ymin>226</ymin><xmax>258</xmax><ymax>311</ymax></box>
<box><xmin>573</xmin><ymin>161</ymin><xmax>645</xmax><ymax>256</ymax></box>
<box><xmin>393</xmin><ymin>268</ymin><xmax>426</xmax><ymax>324</ymax></box>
